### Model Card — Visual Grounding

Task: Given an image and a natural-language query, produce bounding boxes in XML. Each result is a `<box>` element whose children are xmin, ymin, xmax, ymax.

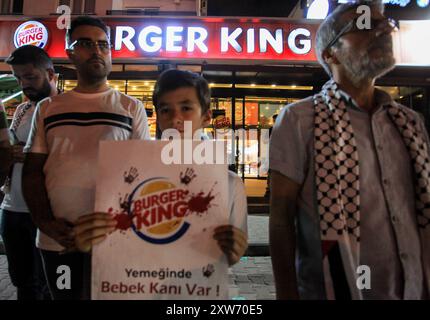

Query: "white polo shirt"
<box><xmin>0</xmin><ymin>101</ymin><xmax>8</xmax><ymax>142</ymax></box>
<box><xmin>25</xmin><ymin>89</ymin><xmax>150</xmax><ymax>251</ymax></box>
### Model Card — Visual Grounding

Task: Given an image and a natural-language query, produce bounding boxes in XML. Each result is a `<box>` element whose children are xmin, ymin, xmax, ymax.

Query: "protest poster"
<box><xmin>92</xmin><ymin>140</ymin><xmax>229</xmax><ymax>300</ymax></box>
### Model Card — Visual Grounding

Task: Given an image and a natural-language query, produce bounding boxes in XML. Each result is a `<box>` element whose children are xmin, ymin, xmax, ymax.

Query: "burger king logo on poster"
<box><xmin>127</xmin><ymin>177</ymin><xmax>190</xmax><ymax>244</ymax></box>
<box><xmin>14</xmin><ymin>21</ymin><xmax>49</xmax><ymax>48</ymax></box>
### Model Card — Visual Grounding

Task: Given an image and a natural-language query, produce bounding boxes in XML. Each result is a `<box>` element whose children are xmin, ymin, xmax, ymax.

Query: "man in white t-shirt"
<box><xmin>23</xmin><ymin>16</ymin><xmax>150</xmax><ymax>300</ymax></box>
<box><xmin>1</xmin><ymin>46</ymin><xmax>57</xmax><ymax>300</ymax></box>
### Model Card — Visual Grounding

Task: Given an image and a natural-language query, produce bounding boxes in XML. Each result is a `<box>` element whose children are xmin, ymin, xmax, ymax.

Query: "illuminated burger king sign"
<box><xmin>14</xmin><ymin>21</ymin><xmax>49</xmax><ymax>49</ymax></box>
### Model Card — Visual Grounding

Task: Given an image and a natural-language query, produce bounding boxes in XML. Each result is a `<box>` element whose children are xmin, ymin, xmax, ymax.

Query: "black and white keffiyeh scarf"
<box><xmin>314</xmin><ymin>80</ymin><xmax>430</xmax><ymax>300</ymax></box>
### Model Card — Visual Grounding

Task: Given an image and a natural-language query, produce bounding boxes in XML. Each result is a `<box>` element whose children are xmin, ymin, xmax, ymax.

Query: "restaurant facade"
<box><xmin>0</xmin><ymin>13</ymin><xmax>429</xmax><ymax>191</ymax></box>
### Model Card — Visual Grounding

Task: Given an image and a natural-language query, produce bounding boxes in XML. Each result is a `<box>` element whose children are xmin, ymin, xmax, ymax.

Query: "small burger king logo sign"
<box><xmin>14</xmin><ymin>21</ymin><xmax>49</xmax><ymax>49</ymax></box>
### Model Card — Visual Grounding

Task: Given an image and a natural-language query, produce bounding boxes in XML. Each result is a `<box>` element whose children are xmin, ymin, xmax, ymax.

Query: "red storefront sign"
<box><xmin>0</xmin><ymin>17</ymin><xmax>319</xmax><ymax>63</ymax></box>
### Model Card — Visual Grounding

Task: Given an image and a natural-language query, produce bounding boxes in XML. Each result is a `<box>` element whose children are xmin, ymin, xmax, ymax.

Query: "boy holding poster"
<box><xmin>74</xmin><ymin>70</ymin><xmax>248</xmax><ymax>266</ymax></box>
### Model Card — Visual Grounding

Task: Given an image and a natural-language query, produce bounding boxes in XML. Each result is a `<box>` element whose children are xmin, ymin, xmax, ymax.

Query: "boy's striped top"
<box><xmin>0</xmin><ymin>102</ymin><xmax>9</xmax><ymax>142</ymax></box>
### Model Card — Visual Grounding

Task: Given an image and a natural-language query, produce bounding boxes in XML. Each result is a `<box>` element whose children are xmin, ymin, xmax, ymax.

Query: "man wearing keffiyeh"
<box><xmin>0</xmin><ymin>46</ymin><xmax>57</xmax><ymax>300</ymax></box>
<box><xmin>269</xmin><ymin>0</ymin><xmax>430</xmax><ymax>300</ymax></box>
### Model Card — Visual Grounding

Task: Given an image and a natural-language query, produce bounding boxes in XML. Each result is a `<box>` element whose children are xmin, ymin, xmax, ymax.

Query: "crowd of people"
<box><xmin>0</xmin><ymin>0</ymin><xmax>428</xmax><ymax>300</ymax></box>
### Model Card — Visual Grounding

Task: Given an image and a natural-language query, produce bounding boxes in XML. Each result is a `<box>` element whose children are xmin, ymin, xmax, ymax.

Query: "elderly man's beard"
<box><xmin>337</xmin><ymin>34</ymin><xmax>396</xmax><ymax>87</ymax></box>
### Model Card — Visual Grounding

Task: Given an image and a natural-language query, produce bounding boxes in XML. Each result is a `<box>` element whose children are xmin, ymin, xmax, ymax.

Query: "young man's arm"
<box><xmin>22</xmin><ymin>153</ymin><xmax>75</xmax><ymax>248</ymax></box>
<box><xmin>268</xmin><ymin>104</ymin><xmax>307</xmax><ymax>300</ymax></box>
<box><xmin>0</xmin><ymin>144</ymin><xmax>26</xmax><ymax>189</ymax></box>
<box><xmin>1</xmin><ymin>104</ymin><xmax>28</xmax><ymax>186</ymax></box>
<box><xmin>0</xmin><ymin>103</ymin><xmax>11</xmax><ymax>185</ymax></box>
<box><xmin>72</xmin><ymin>100</ymin><xmax>151</xmax><ymax>252</ymax></box>
<box><xmin>73</xmin><ymin>212</ymin><xmax>116</xmax><ymax>252</ymax></box>
<box><xmin>269</xmin><ymin>169</ymin><xmax>301</xmax><ymax>300</ymax></box>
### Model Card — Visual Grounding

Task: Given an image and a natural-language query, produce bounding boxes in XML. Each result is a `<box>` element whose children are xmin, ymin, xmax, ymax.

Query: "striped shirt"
<box><xmin>25</xmin><ymin>88</ymin><xmax>150</xmax><ymax>251</ymax></box>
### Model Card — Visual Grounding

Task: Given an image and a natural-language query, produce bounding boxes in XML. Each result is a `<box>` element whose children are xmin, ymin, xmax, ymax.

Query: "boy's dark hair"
<box><xmin>153</xmin><ymin>69</ymin><xmax>211</xmax><ymax>114</ymax></box>
<box><xmin>5</xmin><ymin>45</ymin><xmax>54</xmax><ymax>70</ymax></box>
<box><xmin>67</xmin><ymin>16</ymin><xmax>109</xmax><ymax>46</ymax></box>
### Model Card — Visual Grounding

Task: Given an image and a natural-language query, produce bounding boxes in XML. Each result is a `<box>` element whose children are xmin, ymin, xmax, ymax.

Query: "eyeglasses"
<box><xmin>69</xmin><ymin>39</ymin><xmax>113</xmax><ymax>53</ymax></box>
<box><xmin>325</xmin><ymin>17</ymin><xmax>398</xmax><ymax>50</ymax></box>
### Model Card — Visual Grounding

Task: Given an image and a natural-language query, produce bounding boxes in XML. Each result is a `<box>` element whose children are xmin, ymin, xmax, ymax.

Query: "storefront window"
<box><xmin>260</xmin><ymin>103</ymin><xmax>281</xmax><ymax>128</ymax></box>
<box><xmin>378</xmin><ymin>86</ymin><xmax>426</xmax><ymax>109</ymax></box>
<box><xmin>2</xmin><ymin>69</ymin><xmax>427</xmax><ymax>188</ymax></box>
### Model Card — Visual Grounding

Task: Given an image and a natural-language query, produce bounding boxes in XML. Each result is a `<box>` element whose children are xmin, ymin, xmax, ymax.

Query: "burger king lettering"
<box><xmin>115</xmin><ymin>25</ymin><xmax>208</xmax><ymax>53</ymax></box>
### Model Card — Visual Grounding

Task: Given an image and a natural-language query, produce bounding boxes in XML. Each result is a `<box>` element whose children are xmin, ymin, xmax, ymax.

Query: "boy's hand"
<box><xmin>213</xmin><ymin>225</ymin><xmax>248</xmax><ymax>266</ymax></box>
<box><xmin>73</xmin><ymin>212</ymin><xmax>117</xmax><ymax>253</ymax></box>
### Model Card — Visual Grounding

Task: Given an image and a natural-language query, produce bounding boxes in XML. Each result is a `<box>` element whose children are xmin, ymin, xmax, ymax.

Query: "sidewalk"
<box><xmin>0</xmin><ymin>216</ymin><xmax>274</xmax><ymax>300</ymax></box>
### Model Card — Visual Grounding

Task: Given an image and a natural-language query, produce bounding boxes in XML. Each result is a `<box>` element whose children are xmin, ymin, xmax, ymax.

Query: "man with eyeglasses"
<box><xmin>269</xmin><ymin>0</ymin><xmax>430</xmax><ymax>300</ymax></box>
<box><xmin>0</xmin><ymin>45</ymin><xmax>57</xmax><ymax>300</ymax></box>
<box><xmin>22</xmin><ymin>16</ymin><xmax>150</xmax><ymax>300</ymax></box>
